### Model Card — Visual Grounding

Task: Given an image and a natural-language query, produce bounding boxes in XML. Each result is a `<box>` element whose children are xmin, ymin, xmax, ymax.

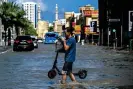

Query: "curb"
<box><xmin>0</xmin><ymin>47</ymin><xmax>12</xmax><ymax>55</ymax></box>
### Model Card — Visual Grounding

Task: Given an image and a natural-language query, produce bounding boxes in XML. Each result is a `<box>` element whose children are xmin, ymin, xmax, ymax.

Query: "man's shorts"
<box><xmin>62</xmin><ymin>62</ymin><xmax>73</xmax><ymax>75</ymax></box>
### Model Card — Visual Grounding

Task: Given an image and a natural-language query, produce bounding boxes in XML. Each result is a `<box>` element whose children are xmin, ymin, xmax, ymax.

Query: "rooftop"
<box><xmin>22</xmin><ymin>2</ymin><xmax>36</xmax><ymax>5</ymax></box>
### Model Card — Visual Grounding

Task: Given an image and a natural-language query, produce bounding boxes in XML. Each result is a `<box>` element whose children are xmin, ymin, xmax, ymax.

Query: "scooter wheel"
<box><xmin>48</xmin><ymin>69</ymin><xmax>57</xmax><ymax>79</ymax></box>
<box><xmin>78</xmin><ymin>70</ymin><xmax>87</xmax><ymax>79</ymax></box>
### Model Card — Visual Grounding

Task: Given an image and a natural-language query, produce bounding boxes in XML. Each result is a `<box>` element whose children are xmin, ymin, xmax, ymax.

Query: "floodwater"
<box><xmin>0</xmin><ymin>43</ymin><xmax>133</xmax><ymax>89</ymax></box>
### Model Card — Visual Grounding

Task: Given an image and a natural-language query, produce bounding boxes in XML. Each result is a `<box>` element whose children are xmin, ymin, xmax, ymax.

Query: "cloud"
<box><xmin>15</xmin><ymin>0</ymin><xmax>47</xmax><ymax>12</ymax></box>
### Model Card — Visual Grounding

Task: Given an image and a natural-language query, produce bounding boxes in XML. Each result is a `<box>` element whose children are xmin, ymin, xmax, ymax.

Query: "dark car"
<box><xmin>13</xmin><ymin>35</ymin><xmax>34</xmax><ymax>51</ymax></box>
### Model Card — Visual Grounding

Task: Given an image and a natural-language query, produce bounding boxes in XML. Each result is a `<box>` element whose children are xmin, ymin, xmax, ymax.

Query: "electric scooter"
<box><xmin>48</xmin><ymin>37</ymin><xmax>87</xmax><ymax>79</ymax></box>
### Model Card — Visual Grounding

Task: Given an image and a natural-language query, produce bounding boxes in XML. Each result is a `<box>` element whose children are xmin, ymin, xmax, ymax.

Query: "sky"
<box><xmin>9</xmin><ymin>0</ymin><xmax>98</xmax><ymax>23</ymax></box>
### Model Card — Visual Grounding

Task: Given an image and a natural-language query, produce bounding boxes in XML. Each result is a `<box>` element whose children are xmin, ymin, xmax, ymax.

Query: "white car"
<box><xmin>37</xmin><ymin>39</ymin><xmax>43</xmax><ymax>43</ymax></box>
<box><xmin>30</xmin><ymin>36</ymin><xmax>38</xmax><ymax>48</ymax></box>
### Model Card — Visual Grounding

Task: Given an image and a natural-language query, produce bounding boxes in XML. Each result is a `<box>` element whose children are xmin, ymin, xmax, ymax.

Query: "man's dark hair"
<box><xmin>66</xmin><ymin>27</ymin><xmax>75</xmax><ymax>35</ymax></box>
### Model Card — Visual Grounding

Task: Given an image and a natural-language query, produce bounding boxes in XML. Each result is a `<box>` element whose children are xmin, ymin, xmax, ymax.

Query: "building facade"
<box><xmin>64</xmin><ymin>12</ymin><xmax>75</xmax><ymax>28</ymax></box>
<box><xmin>98</xmin><ymin>0</ymin><xmax>132</xmax><ymax>47</ymax></box>
<box><xmin>37</xmin><ymin>21</ymin><xmax>49</xmax><ymax>39</ymax></box>
<box><xmin>64</xmin><ymin>12</ymin><xmax>74</xmax><ymax>20</ymax></box>
<box><xmin>58</xmin><ymin>19</ymin><xmax>66</xmax><ymax>25</ymax></box>
<box><xmin>74</xmin><ymin>13</ymin><xmax>81</xmax><ymax>21</ymax></box>
<box><xmin>22</xmin><ymin>2</ymin><xmax>37</xmax><ymax>28</ymax></box>
<box><xmin>79</xmin><ymin>4</ymin><xmax>98</xmax><ymax>30</ymax></box>
<box><xmin>79</xmin><ymin>5</ymin><xmax>99</xmax><ymax>44</ymax></box>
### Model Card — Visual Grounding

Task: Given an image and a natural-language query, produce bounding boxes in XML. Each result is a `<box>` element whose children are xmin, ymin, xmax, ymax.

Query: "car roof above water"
<box><xmin>16</xmin><ymin>35</ymin><xmax>32</xmax><ymax>40</ymax></box>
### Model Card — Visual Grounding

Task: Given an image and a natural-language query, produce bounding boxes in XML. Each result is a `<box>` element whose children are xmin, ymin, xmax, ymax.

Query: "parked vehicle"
<box><xmin>13</xmin><ymin>35</ymin><xmax>34</xmax><ymax>51</ymax></box>
<box><xmin>37</xmin><ymin>38</ymin><xmax>43</xmax><ymax>43</ymax></box>
<box><xmin>43</xmin><ymin>32</ymin><xmax>59</xmax><ymax>44</ymax></box>
<box><xmin>30</xmin><ymin>36</ymin><xmax>38</xmax><ymax>48</ymax></box>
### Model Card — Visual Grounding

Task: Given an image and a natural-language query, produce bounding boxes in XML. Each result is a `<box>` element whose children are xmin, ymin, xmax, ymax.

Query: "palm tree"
<box><xmin>0</xmin><ymin>2</ymin><xmax>36</xmax><ymax>46</ymax></box>
<box><xmin>0</xmin><ymin>2</ymin><xmax>27</xmax><ymax>46</ymax></box>
<box><xmin>0</xmin><ymin>2</ymin><xmax>12</xmax><ymax>46</ymax></box>
<box><xmin>13</xmin><ymin>8</ymin><xmax>26</xmax><ymax>36</ymax></box>
<box><xmin>0</xmin><ymin>2</ymin><xmax>19</xmax><ymax>45</ymax></box>
<box><xmin>8</xmin><ymin>3</ymin><xmax>25</xmax><ymax>45</ymax></box>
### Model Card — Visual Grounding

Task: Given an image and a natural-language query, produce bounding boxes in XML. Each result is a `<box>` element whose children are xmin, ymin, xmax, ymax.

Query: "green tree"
<box><xmin>13</xmin><ymin>7</ymin><xmax>26</xmax><ymax>36</ymax></box>
<box><xmin>25</xmin><ymin>23</ymin><xmax>37</xmax><ymax>36</ymax></box>
<box><xmin>48</xmin><ymin>26</ymin><xmax>54</xmax><ymax>32</ymax></box>
<box><xmin>0</xmin><ymin>2</ymin><xmax>26</xmax><ymax>46</ymax></box>
<box><xmin>0</xmin><ymin>2</ymin><xmax>36</xmax><ymax>46</ymax></box>
<box><xmin>0</xmin><ymin>2</ymin><xmax>15</xmax><ymax>46</ymax></box>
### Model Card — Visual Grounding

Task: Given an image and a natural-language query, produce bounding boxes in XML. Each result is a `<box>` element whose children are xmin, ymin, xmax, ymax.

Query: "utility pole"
<box><xmin>102</xmin><ymin>29</ymin><xmax>103</xmax><ymax>45</ymax></box>
<box><xmin>106</xmin><ymin>0</ymin><xmax>109</xmax><ymax>47</ymax></box>
<box><xmin>81</xmin><ymin>9</ymin><xmax>85</xmax><ymax>45</ymax></box>
<box><xmin>121</xmin><ymin>11</ymin><xmax>123</xmax><ymax>48</ymax></box>
<box><xmin>113</xmin><ymin>29</ymin><xmax>117</xmax><ymax>49</ymax></box>
<box><xmin>108</xmin><ymin>28</ymin><xmax>110</xmax><ymax>47</ymax></box>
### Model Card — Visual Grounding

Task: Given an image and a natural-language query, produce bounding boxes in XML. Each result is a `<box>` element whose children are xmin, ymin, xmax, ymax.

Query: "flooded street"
<box><xmin>0</xmin><ymin>43</ymin><xmax>133</xmax><ymax>89</ymax></box>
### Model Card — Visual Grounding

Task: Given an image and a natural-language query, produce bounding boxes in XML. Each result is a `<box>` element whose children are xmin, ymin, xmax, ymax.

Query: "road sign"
<box><xmin>129</xmin><ymin>11</ymin><xmax>133</xmax><ymax>31</ymax></box>
<box><xmin>109</xmin><ymin>19</ymin><xmax>120</xmax><ymax>22</ymax></box>
<box><xmin>90</xmin><ymin>21</ymin><xmax>97</xmax><ymax>32</ymax></box>
<box><xmin>90</xmin><ymin>21</ymin><xmax>96</xmax><ymax>27</ymax></box>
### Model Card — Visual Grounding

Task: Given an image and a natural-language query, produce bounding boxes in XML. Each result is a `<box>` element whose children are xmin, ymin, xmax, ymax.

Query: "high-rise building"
<box><xmin>3</xmin><ymin>0</ymin><xmax>7</xmax><ymax>2</ymax></box>
<box><xmin>37</xmin><ymin>3</ymin><xmax>41</xmax><ymax>21</ymax></box>
<box><xmin>22</xmin><ymin>2</ymin><xmax>37</xmax><ymax>28</ymax></box>
<box><xmin>0</xmin><ymin>0</ymin><xmax>8</xmax><ymax>5</ymax></box>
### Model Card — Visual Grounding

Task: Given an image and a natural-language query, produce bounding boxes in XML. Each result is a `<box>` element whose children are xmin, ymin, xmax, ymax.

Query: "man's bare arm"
<box><xmin>63</xmin><ymin>41</ymin><xmax>70</xmax><ymax>51</ymax></box>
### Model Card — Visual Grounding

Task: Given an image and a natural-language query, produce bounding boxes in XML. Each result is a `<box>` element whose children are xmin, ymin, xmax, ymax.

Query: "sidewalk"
<box><xmin>103</xmin><ymin>46</ymin><xmax>130</xmax><ymax>52</ymax></box>
<box><xmin>86</xmin><ymin>43</ymin><xmax>130</xmax><ymax>54</ymax></box>
<box><xmin>0</xmin><ymin>46</ymin><xmax>12</xmax><ymax>54</ymax></box>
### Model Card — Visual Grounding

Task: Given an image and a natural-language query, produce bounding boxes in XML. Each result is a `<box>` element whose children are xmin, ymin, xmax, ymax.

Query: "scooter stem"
<box><xmin>52</xmin><ymin>52</ymin><xmax>59</xmax><ymax>69</ymax></box>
